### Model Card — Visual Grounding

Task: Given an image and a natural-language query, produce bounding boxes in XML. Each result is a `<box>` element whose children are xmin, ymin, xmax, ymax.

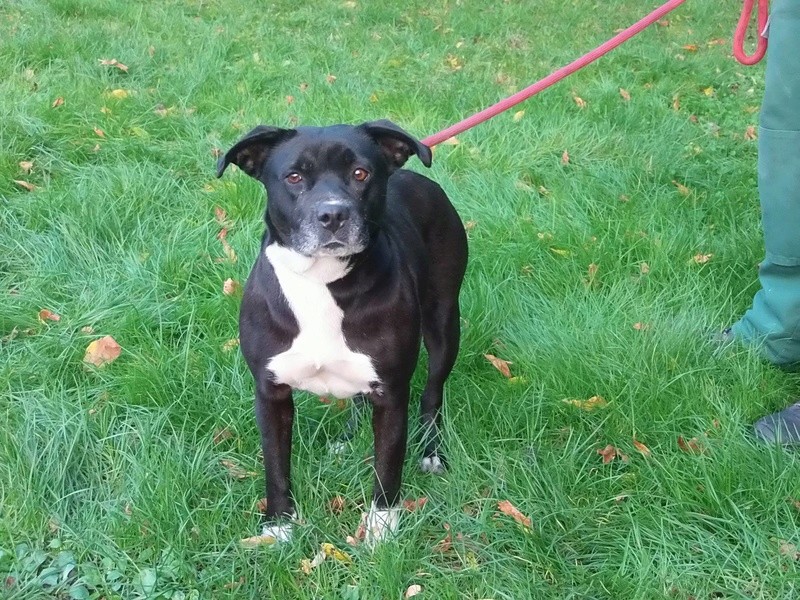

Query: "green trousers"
<box><xmin>732</xmin><ymin>0</ymin><xmax>800</xmax><ymax>367</ymax></box>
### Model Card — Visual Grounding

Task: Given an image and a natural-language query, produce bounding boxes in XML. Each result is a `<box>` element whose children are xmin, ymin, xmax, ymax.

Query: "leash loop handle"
<box><xmin>733</xmin><ymin>0</ymin><xmax>769</xmax><ymax>65</ymax></box>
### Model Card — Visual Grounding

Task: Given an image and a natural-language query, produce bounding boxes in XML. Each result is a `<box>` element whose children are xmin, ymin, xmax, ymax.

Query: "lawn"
<box><xmin>1</xmin><ymin>0</ymin><xmax>799</xmax><ymax>598</ymax></box>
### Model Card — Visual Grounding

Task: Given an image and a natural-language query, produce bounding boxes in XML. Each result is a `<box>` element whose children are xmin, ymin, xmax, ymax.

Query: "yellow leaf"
<box><xmin>562</xmin><ymin>395</ymin><xmax>608</xmax><ymax>411</ymax></box>
<box><xmin>619</xmin><ymin>88</ymin><xmax>631</xmax><ymax>102</ymax></box>
<box><xmin>702</xmin><ymin>86</ymin><xmax>715</xmax><ymax>97</ymax></box>
<box><xmin>108</xmin><ymin>88</ymin><xmax>129</xmax><ymax>99</ymax></box>
<box><xmin>240</xmin><ymin>534</ymin><xmax>277</xmax><ymax>548</ymax></box>
<box><xmin>549</xmin><ymin>247</ymin><xmax>572</xmax><ymax>258</ymax></box>
<box><xmin>320</xmin><ymin>543</ymin><xmax>351</xmax><ymax>564</ymax></box>
<box><xmin>573</xmin><ymin>95</ymin><xmax>587</xmax><ymax>109</ymax></box>
<box><xmin>513</xmin><ymin>110</ymin><xmax>525</xmax><ymax>122</ymax></box>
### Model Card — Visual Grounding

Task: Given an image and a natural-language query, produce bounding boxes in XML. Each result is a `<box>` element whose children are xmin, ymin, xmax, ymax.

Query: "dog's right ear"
<box><xmin>216</xmin><ymin>126</ymin><xmax>295</xmax><ymax>178</ymax></box>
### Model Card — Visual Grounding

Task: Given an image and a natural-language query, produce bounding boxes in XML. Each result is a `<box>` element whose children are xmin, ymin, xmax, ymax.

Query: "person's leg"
<box><xmin>729</xmin><ymin>0</ymin><xmax>800</xmax><ymax>442</ymax></box>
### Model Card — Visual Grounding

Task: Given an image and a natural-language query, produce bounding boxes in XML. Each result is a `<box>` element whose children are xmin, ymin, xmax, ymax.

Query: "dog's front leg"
<box><xmin>365</xmin><ymin>383</ymin><xmax>409</xmax><ymax>545</ymax></box>
<box><xmin>255</xmin><ymin>379</ymin><xmax>295</xmax><ymax>541</ymax></box>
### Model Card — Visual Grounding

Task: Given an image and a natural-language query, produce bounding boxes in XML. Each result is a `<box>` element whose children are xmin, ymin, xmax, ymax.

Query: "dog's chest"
<box><xmin>265</xmin><ymin>245</ymin><xmax>379</xmax><ymax>399</ymax></box>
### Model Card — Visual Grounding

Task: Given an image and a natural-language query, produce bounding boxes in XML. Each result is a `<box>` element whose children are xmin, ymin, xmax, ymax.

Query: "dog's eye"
<box><xmin>353</xmin><ymin>168</ymin><xmax>369</xmax><ymax>182</ymax></box>
<box><xmin>286</xmin><ymin>172</ymin><xmax>303</xmax><ymax>184</ymax></box>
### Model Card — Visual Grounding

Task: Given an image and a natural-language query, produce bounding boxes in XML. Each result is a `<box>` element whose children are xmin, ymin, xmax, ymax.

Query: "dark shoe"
<box><xmin>753</xmin><ymin>400</ymin><xmax>800</xmax><ymax>445</ymax></box>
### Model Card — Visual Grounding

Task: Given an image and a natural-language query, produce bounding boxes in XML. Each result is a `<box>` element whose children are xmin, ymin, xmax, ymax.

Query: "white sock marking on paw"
<box><xmin>420</xmin><ymin>455</ymin><xmax>445</xmax><ymax>474</ymax></box>
<box><xmin>261</xmin><ymin>521</ymin><xmax>293</xmax><ymax>543</ymax></box>
<box><xmin>365</xmin><ymin>502</ymin><xmax>400</xmax><ymax>546</ymax></box>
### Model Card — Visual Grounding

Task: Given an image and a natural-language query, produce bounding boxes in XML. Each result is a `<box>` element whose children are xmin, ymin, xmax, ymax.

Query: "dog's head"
<box><xmin>216</xmin><ymin>120</ymin><xmax>431</xmax><ymax>258</ymax></box>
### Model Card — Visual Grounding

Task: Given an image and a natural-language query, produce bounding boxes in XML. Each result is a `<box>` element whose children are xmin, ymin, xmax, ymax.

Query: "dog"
<box><xmin>217</xmin><ymin>120</ymin><xmax>467</xmax><ymax>544</ymax></box>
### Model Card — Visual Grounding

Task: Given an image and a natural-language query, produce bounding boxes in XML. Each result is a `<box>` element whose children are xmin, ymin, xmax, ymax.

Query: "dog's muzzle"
<box><xmin>292</xmin><ymin>200</ymin><xmax>367</xmax><ymax>257</ymax></box>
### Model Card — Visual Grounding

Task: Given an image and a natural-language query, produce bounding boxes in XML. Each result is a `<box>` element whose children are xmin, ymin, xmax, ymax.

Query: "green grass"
<box><xmin>2</xmin><ymin>0</ymin><xmax>799</xmax><ymax>597</ymax></box>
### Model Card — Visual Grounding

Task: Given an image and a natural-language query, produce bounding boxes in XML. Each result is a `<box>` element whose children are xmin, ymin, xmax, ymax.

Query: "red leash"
<box><xmin>733</xmin><ymin>0</ymin><xmax>769</xmax><ymax>65</ymax></box>
<box><xmin>422</xmin><ymin>0</ymin><xmax>768</xmax><ymax>148</ymax></box>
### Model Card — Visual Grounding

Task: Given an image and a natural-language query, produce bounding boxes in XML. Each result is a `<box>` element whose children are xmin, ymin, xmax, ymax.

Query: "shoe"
<box><xmin>753</xmin><ymin>400</ymin><xmax>800</xmax><ymax>445</ymax></box>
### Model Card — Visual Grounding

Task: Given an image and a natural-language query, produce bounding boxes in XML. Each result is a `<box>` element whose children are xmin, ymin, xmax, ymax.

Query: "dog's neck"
<box><xmin>264</xmin><ymin>244</ymin><xmax>352</xmax><ymax>284</ymax></box>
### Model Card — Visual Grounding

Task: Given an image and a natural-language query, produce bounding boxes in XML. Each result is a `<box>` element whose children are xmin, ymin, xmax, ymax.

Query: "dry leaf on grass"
<box><xmin>220</xmin><ymin>459</ymin><xmax>258</xmax><ymax>479</ymax></box>
<box><xmin>240</xmin><ymin>534</ymin><xmax>277</xmax><ymax>548</ymax></box>
<box><xmin>217</xmin><ymin>228</ymin><xmax>238</xmax><ymax>263</ymax></box>
<box><xmin>513</xmin><ymin>110</ymin><xmax>525</xmax><ymax>122</ymax></box>
<box><xmin>223</xmin><ymin>278</ymin><xmax>240</xmax><ymax>296</ymax></box>
<box><xmin>692</xmin><ymin>253</ymin><xmax>713</xmax><ymax>265</ymax></box>
<box><xmin>213</xmin><ymin>427</ymin><xmax>234</xmax><ymax>445</ymax></box>
<box><xmin>672</xmin><ymin>180</ymin><xmax>690</xmax><ymax>196</ymax></box>
<box><xmin>562</xmin><ymin>395</ymin><xmax>608</xmax><ymax>411</ymax></box>
<box><xmin>83</xmin><ymin>335</ymin><xmax>121</xmax><ymax>367</ymax></box>
<box><xmin>328</xmin><ymin>495</ymin><xmax>346</xmax><ymax>514</ymax></box>
<box><xmin>561</xmin><ymin>150</ymin><xmax>570</xmax><ymax>166</ymax></box>
<box><xmin>744</xmin><ymin>125</ymin><xmax>757</xmax><ymax>141</ymax></box>
<box><xmin>677</xmin><ymin>435</ymin><xmax>708</xmax><ymax>455</ymax></box>
<box><xmin>573</xmin><ymin>95</ymin><xmax>587</xmax><ymax>109</ymax></box>
<box><xmin>497</xmin><ymin>500</ymin><xmax>532</xmax><ymax>529</ymax></box>
<box><xmin>619</xmin><ymin>88</ymin><xmax>631</xmax><ymax>102</ymax></box>
<box><xmin>405</xmin><ymin>584</ymin><xmax>423</xmax><ymax>597</ymax></box>
<box><xmin>19</xmin><ymin>161</ymin><xmax>33</xmax><ymax>173</ymax></box>
<box><xmin>99</xmin><ymin>58</ymin><xmax>129</xmax><ymax>72</ymax></box>
<box><xmin>484</xmin><ymin>354</ymin><xmax>512</xmax><ymax>378</ymax></box>
<box><xmin>633</xmin><ymin>438</ymin><xmax>652</xmax><ymax>457</ymax></box>
<box><xmin>402</xmin><ymin>497</ymin><xmax>428</xmax><ymax>512</ymax></box>
<box><xmin>432</xmin><ymin>523</ymin><xmax>452</xmax><ymax>553</ymax></box>
<box><xmin>13</xmin><ymin>180</ymin><xmax>36</xmax><ymax>192</ymax></box>
<box><xmin>222</xmin><ymin>338</ymin><xmax>240</xmax><ymax>352</ymax></box>
<box><xmin>38</xmin><ymin>309</ymin><xmax>60</xmax><ymax>322</ymax></box>
<box><xmin>597</xmin><ymin>444</ymin><xmax>629</xmax><ymax>464</ymax></box>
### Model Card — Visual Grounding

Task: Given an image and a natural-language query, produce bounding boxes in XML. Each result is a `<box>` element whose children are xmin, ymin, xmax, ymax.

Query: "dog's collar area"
<box><xmin>265</xmin><ymin>243</ymin><xmax>351</xmax><ymax>283</ymax></box>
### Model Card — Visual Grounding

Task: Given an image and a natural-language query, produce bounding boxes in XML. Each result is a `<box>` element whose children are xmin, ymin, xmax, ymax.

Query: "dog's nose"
<box><xmin>317</xmin><ymin>202</ymin><xmax>350</xmax><ymax>233</ymax></box>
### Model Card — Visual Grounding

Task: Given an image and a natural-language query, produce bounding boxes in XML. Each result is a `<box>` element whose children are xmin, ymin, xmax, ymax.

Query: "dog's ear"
<box><xmin>216</xmin><ymin>126</ymin><xmax>295</xmax><ymax>178</ymax></box>
<box><xmin>358</xmin><ymin>120</ymin><xmax>432</xmax><ymax>171</ymax></box>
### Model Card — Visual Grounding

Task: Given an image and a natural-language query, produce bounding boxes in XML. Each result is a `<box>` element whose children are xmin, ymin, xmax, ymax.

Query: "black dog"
<box><xmin>217</xmin><ymin>120</ymin><xmax>467</xmax><ymax>544</ymax></box>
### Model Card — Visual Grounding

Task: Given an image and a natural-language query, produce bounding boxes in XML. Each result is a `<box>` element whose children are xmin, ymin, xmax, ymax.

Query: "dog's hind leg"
<box><xmin>419</xmin><ymin>298</ymin><xmax>460</xmax><ymax>474</ymax></box>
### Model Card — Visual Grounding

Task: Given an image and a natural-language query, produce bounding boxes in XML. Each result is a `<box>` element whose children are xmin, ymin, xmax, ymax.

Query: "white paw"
<box><xmin>261</xmin><ymin>521</ymin><xmax>293</xmax><ymax>543</ymax></box>
<box><xmin>364</xmin><ymin>503</ymin><xmax>400</xmax><ymax>547</ymax></box>
<box><xmin>420</xmin><ymin>455</ymin><xmax>445</xmax><ymax>475</ymax></box>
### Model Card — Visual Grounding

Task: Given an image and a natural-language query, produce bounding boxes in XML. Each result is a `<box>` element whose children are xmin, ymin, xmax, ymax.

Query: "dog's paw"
<box><xmin>364</xmin><ymin>503</ymin><xmax>401</xmax><ymax>547</ymax></box>
<box><xmin>261</xmin><ymin>518</ymin><xmax>294</xmax><ymax>543</ymax></box>
<box><xmin>420</xmin><ymin>454</ymin><xmax>446</xmax><ymax>475</ymax></box>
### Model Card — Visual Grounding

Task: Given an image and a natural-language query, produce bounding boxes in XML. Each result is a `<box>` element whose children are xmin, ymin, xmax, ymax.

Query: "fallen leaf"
<box><xmin>640</xmin><ymin>262</ymin><xmax>650</xmax><ymax>275</ymax></box>
<box><xmin>672</xmin><ymin>95</ymin><xmax>681</xmax><ymax>111</ymax></box>
<box><xmin>38</xmin><ymin>309</ymin><xmax>61</xmax><ymax>322</ymax></box>
<box><xmin>596</xmin><ymin>444</ymin><xmax>629</xmax><ymax>464</ymax></box>
<box><xmin>513</xmin><ymin>110</ymin><xmax>525</xmax><ymax>122</ymax></box>
<box><xmin>549</xmin><ymin>247</ymin><xmax>572</xmax><ymax>258</ymax></box>
<box><xmin>573</xmin><ymin>95</ymin><xmax>587</xmax><ymax>109</ymax></box>
<box><xmin>328</xmin><ymin>495</ymin><xmax>346</xmax><ymax>514</ymax></box>
<box><xmin>587</xmin><ymin>262</ymin><xmax>599</xmax><ymax>285</ymax></box>
<box><xmin>790</xmin><ymin>498</ymin><xmax>800</xmax><ymax>511</ymax></box>
<box><xmin>83</xmin><ymin>335</ymin><xmax>122</xmax><ymax>367</ymax></box>
<box><xmin>347</xmin><ymin>512</ymin><xmax>368</xmax><ymax>546</ymax></box>
<box><xmin>299</xmin><ymin>83</ymin><xmax>309</xmax><ymax>92</ymax></box>
<box><xmin>19</xmin><ymin>161</ymin><xmax>33</xmax><ymax>173</ymax></box>
<box><xmin>619</xmin><ymin>88</ymin><xmax>631</xmax><ymax>102</ymax></box>
<box><xmin>562</xmin><ymin>395</ymin><xmax>608</xmax><ymax>411</ymax></box>
<box><xmin>682</xmin><ymin>44</ymin><xmax>698</xmax><ymax>52</ymax></box>
<box><xmin>672</xmin><ymin>180</ymin><xmax>691</xmax><ymax>196</ymax></box>
<box><xmin>445</xmin><ymin>54</ymin><xmax>464</xmax><ymax>70</ymax></box>
<box><xmin>223</xmin><ymin>577</ymin><xmax>245</xmax><ymax>590</ymax></box>
<box><xmin>402</xmin><ymin>497</ymin><xmax>428</xmax><ymax>512</ymax></box>
<box><xmin>633</xmin><ymin>438</ymin><xmax>652</xmax><ymax>457</ymax></box>
<box><xmin>632</xmin><ymin>322</ymin><xmax>650</xmax><ymax>331</ymax></box>
<box><xmin>223</xmin><ymin>278</ymin><xmax>240</xmax><ymax>296</ymax></box>
<box><xmin>109</xmin><ymin>88</ymin><xmax>129</xmax><ymax>99</ymax></box>
<box><xmin>256</xmin><ymin>497</ymin><xmax>268</xmax><ymax>513</ymax></box>
<box><xmin>220</xmin><ymin>459</ymin><xmax>258</xmax><ymax>479</ymax></box>
<box><xmin>677</xmin><ymin>435</ymin><xmax>707</xmax><ymax>454</ymax></box>
<box><xmin>222</xmin><ymin>338</ymin><xmax>240</xmax><ymax>352</ymax></box>
<box><xmin>286</xmin><ymin>95</ymin><xmax>295</xmax><ymax>104</ymax></box>
<box><xmin>702</xmin><ymin>86</ymin><xmax>715</xmax><ymax>97</ymax></box>
<box><xmin>321</xmin><ymin>542</ymin><xmax>351</xmax><ymax>564</ymax></box>
<box><xmin>326</xmin><ymin>74</ymin><xmax>337</xmax><ymax>84</ymax></box>
<box><xmin>657</xmin><ymin>19</ymin><xmax>670</xmax><ymax>27</ymax></box>
<box><xmin>405</xmin><ymin>584</ymin><xmax>423</xmax><ymax>598</ymax></box>
<box><xmin>213</xmin><ymin>427</ymin><xmax>234</xmax><ymax>445</ymax></box>
<box><xmin>777</xmin><ymin>540</ymin><xmax>800</xmax><ymax>560</ymax></box>
<box><xmin>692</xmin><ymin>253</ymin><xmax>713</xmax><ymax>265</ymax></box>
<box><xmin>744</xmin><ymin>125</ymin><xmax>757</xmax><ymax>141</ymax></box>
<box><xmin>561</xmin><ymin>149</ymin><xmax>570</xmax><ymax>165</ymax></box>
<box><xmin>153</xmin><ymin>104</ymin><xmax>169</xmax><ymax>117</ymax></box>
<box><xmin>13</xmin><ymin>180</ymin><xmax>36</xmax><ymax>192</ymax></box>
<box><xmin>99</xmin><ymin>58</ymin><xmax>129</xmax><ymax>72</ymax></box>
<box><xmin>497</xmin><ymin>500</ymin><xmax>532</xmax><ymax>529</ymax></box>
<box><xmin>240</xmin><ymin>534</ymin><xmax>277</xmax><ymax>548</ymax></box>
<box><xmin>217</xmin><ymin>228</ymin><xmax>238</xmax><ymax>262</ymax></box>
<box><xmin>619</xmin><ymin>194</ymin><xmax>630</xmax><ymax>202</ymax></box>
<box><xmin>484</xmin><ymin>354</ymin><xmax>512</xmax><ymax>378</ymax></box>
<box><xmin>80</xmin><ymin>326</ymin><xmax>95</xmax><ymax>334</ymax></box>
<box><xmin>432</xmin><ymin>523</ymin><xmax>452</xmax><ymax>552</ymax></box>
<box><xmin>707</xmin><ymin>38</ymin><xmax>727</xmax><ymax>46</ymax></box>
<box><xmin>93</xmin><ymin>127</ymin><xmax>105</xmax><ymax>138</ymax></box>
<box><xmin>464</xmin><ymin>220</ymin><xmax>477</xmax><ymax>231</ymax></box>
<box><xmin>52</xmin><ymin>97</ymin><xmax>64</xmax><ymax>108</ymax></box>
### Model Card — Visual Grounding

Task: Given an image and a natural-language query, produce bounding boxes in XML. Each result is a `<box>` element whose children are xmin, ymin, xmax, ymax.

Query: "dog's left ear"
<box><xmin>216</xmin><ymin>125</ymin><xmax>295</xmax><ymax>178</ymax></box>
<box><xmin>358</xmin><ymin>120</ymin><xmax>432</xmax><ymax>171</ymax></box>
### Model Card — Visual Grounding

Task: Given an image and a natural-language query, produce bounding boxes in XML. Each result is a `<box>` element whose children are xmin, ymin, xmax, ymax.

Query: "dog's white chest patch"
<box><xmin>265</xmin><ymin>244</ymin><xmax>379</xmax><ymax>399</ymax></box>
